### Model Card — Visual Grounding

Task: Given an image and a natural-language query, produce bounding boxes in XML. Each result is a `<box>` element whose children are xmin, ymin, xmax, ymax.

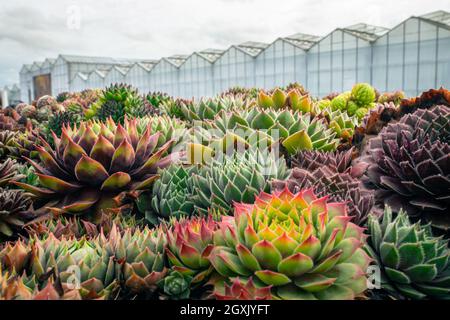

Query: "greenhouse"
<box><xmin>17</xmin><ymin>11</ymin><xmax>450</xmax><ymax>103</ymax></box>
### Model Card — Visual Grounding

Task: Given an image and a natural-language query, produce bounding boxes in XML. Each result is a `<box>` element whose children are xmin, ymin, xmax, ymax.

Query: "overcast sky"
<box><xmin>1</xmin><ymin>0</ymin><xmax>449</xmax><ymax>87</ymax></box>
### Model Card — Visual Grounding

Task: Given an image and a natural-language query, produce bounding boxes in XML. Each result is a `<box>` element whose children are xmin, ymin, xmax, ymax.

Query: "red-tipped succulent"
<box><xmin>209</xmin><ymin>187</ymin><xmax>371</xmax><ymax>300</ymax></box>
<box><xmin>13</xmin><ymin>117</ymin><xmax>180</xmax><ymax>221</ymax></box>
<box><xmin>166</xmin><ymin>216</ymin><xmax>219</xmax><ymax>285</ymax></box>
<box><xmin>213</xmin><ymin>277</ymin><xmax>272</xmax><ymax>300</ymax></box>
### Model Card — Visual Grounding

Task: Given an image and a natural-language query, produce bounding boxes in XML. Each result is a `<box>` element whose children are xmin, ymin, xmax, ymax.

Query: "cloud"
<box><xmin>1</xmin><ymin>0</ymin><xmax>449</xmax><ymax>87</ymax></box>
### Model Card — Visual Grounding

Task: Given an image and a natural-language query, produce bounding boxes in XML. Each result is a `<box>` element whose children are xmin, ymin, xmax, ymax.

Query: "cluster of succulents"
<box><xmin>319</xmin><ymin>83</ymin><xmax>377</xmax><ymax>121</ymax></box>
<box><xmin>363</xmin><ymin>105</ymin><xmax>450</xmax><ymax>230</ymax></box>
<box><xmin>139</xmin><ymin>149</ymin><xmax>289</xmax><ymax>224</ymax></box>
<box><xmin>207</xmin><ymin>108</ymin><xmax>339</xmax><ymax>155</ymax></box>
<box><xmin>1</xmin><ymin>82</ymin><xmax>450</xmax><ymax>301</ymax></box>
<box><xmin>87</xmin><ymin>84</ymin><xmax>147</xmax><ymax>124</ymax></box>
<box><xmin>257</xmin><ymin>88</ymin><xmax>313</xmax><ymax>113</ymax></box>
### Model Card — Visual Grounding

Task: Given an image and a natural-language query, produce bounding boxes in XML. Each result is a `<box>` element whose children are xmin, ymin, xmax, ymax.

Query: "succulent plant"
<box><xmin>378</xmin><ymin>91</ymin><xmax>406</xmax><ymax>106</ymax></box>
<box><xmin>0</xmin><ymin>112</ymin><xmax>20</xmax><ymax>131</ymax></box>
<box><xmin>272</xmin><ymin>166</ymin><xmax>375</xmax><ymax>226</ymax></box>
<box><xmin>0</xmin><ymin>268</ymin><xmax>82</xmax><ymax>300</ymax></box>
<box><xmin>134</xmin><ymin>115</ymin><xmax>187</xmax><ymax>151</ymax></box>
<box><xmin>399</xmin><ymin>87</ymin><xmax>450</xmax><ymax>117</ymax></box>
<box><xmin>0</xmin><ymin>159</ymin><xmax>24</xmax><ymax>187</ymax></box>
<box><xmin>140</xmin><ymin>150</ymin><xmax>288</xmax><ymax>221</ymax></box>
<box><xmin>56</xmin><ymin>92</ymin><xmax>71</xmax><ymax>103</ymax></box>
<box><xmin>87</xmin><ymin>84</ymin><xmax>144</xmax><ymax>124</ymax></box>
<box><xmin>159</xmin><ymin>270</ymin><xmax>191</xmax><ymax>300</ymax></box>
<box><xmin>144</xmin><ymin>164</ymin><xmax>199</xmax><ymax>223</ymax></box>
<box><xmin>189</xmin><ymin>150</ymin><xmax>289</xmax><ymax>216</ymax></box>
<box><xmin>36</xmin><ymin>95</ymin><xmax>58</xmax><ymax>110</ymax></box>
<box><xmin>209</xmin><ymin>188</ymin><xmax>371</xmax><ymax>300</ymax></box>
<box><xmin>165</xmin><ymin>216</ymin><xmax>217</xmax><ymax>285</ymax></box>
<box><xmin>291</xmin><ymin>149</ymin><xmax>353</xmax><ymax>173</ymax></box>
<box><xmin>15</xmin><ymin>164</ymin><xmax>39</xmax><ymax>187</ymax></box>
<box><xmin>112</xmin><ymin>226</ymin><xmax>167</xmax><ymax>294</ymax></box>
<box><xmin>0</xmin><ymin>188</ymin><xmax>32</xmax><ymax>237</ymax></box>
<box><xmin>19</xmin><ymin>105</ymin><xmax>37</xmax><ymax>120</ymax></box>
<box><xmin>13</xmin><ymin>118</ymin><xmax>179</xmax><ymax>221</ymax></box>
<box><xmin>0</xmin><ymin>129</ymin><xmax>40</xmax><ymax>162</ymax></box>
<box><xmin>364</xmin><ymin>105</ymin><xmax>450</xmax><ymax>230</ymax></box>
<box><xmin>3</xmin><ymin>235</ymin><xmax>119</xmax><ymax>299</ymax></box>
<box><xmin>213</xmin><ymin>277</ymin><xmax>272</xmax><ymax>300</ymax></box>
<box><xmin>46</xmin><ymin>111</ymin><xmax>82</xmax><ymax>143</ymax></box>
<box><xmin>220</xmin><ymin>87</ymin><xmax>259</xmax><ymax>100</ymax></box>
<box><xmin>324</xmin><ymin>109</ymin><xmax>359</xmax><ymax>142</ymax></box>
<box><xmin>366</xmin><ymin>207</ymin><xmax>450</xmax><ymax>299</ymax></box>
<box><xmin>26</xmin><ymin>212</ymin><xmax>140</xmax><ymax>240</ymax></box>
<box><xmin>180</xmin><ymin>97</ymin><xmax>247</xmax><ymax>122</ymax></box>
<box><xmin>160</xmin><ymin>98</ymin><xmax>191</xmax><ymax>119</ymax></box>
<box><xmin>210</xmin><ymin>108</ymin><xmax>339</xmax><ymax>154</ymax></box>
<box><xmin>0</xmin><ymin>224</ymin><xmax>168</xmax><ymax>298</ymax></box>
<box><xmin>146</xmin><ymin>92</ymin><xmax>172</xmax><ymax>108</ymax></box>
<box><xmin>359</xmin><ymin>102</ymin><xmax>398</xmax><ymax>135</ymax></box>
<box><xmin>317</xmin><ymin>99</ymin><xmax>331</xmax><ymax>111</ymax></box>
<box><xmin>328</xmin><ymin>84</ymin><xmax>377</xmax><ymax>121</ymax></box>
<box><xmin>351</xmin><ymin>83</ymin><xmax>376</xmax><ymax>107</ymax></box>
<box><xmin>188</xmin><ymin>125</ymin><xmax>277</xmax><ymax>158</ymax></box>
<box><xmin>331</xmin><ymin>92</ymin><xmax>350</xmax><ymax>111</ymax></box>
<box><xmin>257</xmin><ymin>88</ymin><xmax>312</xmax><ymax>113</ymax></box>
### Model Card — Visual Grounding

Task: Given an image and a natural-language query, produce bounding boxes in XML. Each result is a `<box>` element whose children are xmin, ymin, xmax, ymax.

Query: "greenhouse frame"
<box><xmin>18</xmin><ymin>10</ymin><xmax>450</xmax><ymax>103</ymax></box>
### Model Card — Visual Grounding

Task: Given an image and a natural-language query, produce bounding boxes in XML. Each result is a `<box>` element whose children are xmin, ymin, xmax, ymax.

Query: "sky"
<box><xmin>1</xmin><ymin>0</ymin><xmax>449</xmax><ymax>87</ymax></box>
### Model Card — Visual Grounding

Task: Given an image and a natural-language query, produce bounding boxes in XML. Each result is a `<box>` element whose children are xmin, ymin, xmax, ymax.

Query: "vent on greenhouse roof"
<box><xmin>237</xmin><ymin>41</ymin><xmax>269</xmax><ymax>56</ymax></box>
<box><xmin>75</xmin><ymin>72</ymin><xmax>88</xmax><ymax>81</ymax></box>
<box><xmin>343</xmin><ymin>23</ymin><xmax>389</xmax><ymax>41</ymax></box>
<box><xmin>283</xmin><ymin>33</ymin><xmax>321</xmax><ymax>50</ymax></box>
<box><xmin>166</xmin><ymin>55</ymin><xmax>189</xmax><ymax>67</ymax></box>
<box><xmin>420</xmin><ymin>10</ymin><xmax>450</xmax><ymax>27</ymax></box>
<box><xmin>198</xmin><ymin>49</ymin><xmax>225</xmax><ymax>63</ymax></box>
<box><xmin>114</xmin><ymin>66</ymin><xmax>131</xmax><ymax>75</ymax></box>
<box><xmin>137</xmin><ymin>61</ymin><xmax>158</xmax><ymax>71</ymax></box>
<box><xmin>91</xmin><ymin>69</ymin><xmax>107</xmax><ymax>78</ymax></box>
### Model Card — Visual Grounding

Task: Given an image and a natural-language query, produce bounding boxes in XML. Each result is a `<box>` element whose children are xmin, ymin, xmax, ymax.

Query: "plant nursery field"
<box><xmin>0</xmin><ymin>83</ymin><xmax>449</xmax><ymax>301</ymax></box>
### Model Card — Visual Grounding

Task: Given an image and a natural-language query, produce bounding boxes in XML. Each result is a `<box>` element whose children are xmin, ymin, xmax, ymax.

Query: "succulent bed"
<box><xmin>0</xmin><ymin>83</ymin><xmax>449</xmax><ymax>300</ymax></box>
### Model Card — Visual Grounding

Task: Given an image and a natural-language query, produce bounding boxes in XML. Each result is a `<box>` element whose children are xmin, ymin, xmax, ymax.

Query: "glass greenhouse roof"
<box><xmin>137</xmin><ymin>61</ymin><xmax>158</xmax><ymax>71</ymax></box>
<box><xmin>60</xmin><ymin>54</ymin><xmax>142</xmax><ymax>65</ymax></box>
<box><xmin>114</xmin><ymin>66</ymin><xmax>131</xmax><ymax>75</ymax></box>
<box><xmin>284</xmin><ymin>33</ymin><xmax>321</xmax><ymax>50</ymax></box>
<box><xmin>166</xmin><ymin>55</ymin><xmax>189</xmax><ymax>67</ymax></box>
<box><xmin>420</xmin><ymin>11</ymin><xmax>450</xmax><ymax>28</ymax></box>
<box><xmin>237</xmin><ymin>41</ymin><xmax>269</xmax><ymax>56</ymax></box>
<box><xmin>198</xmin><ymin>49</ymin><xmax>225</xmax><ymax>63</ymax></box>
<box><xmin>343</xmin><ymin>23</ymin><xmax>389</xmax><ymax>41</ymax></box>
<box><xmin>96</xmin><ymin>69</ymin><xmax>110</xmax><ymax>78</ymax></box>
<box><xmin>76</xmin><ymin>72</ymin><xmax>88</xmax><ymax>81</ymax></box>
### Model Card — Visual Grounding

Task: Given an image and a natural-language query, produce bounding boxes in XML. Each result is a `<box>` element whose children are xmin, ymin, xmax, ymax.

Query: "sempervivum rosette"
<box><xmin>0</xmin><ymin>224</ymin><xmax>168</xmax><ymax>299</ymax></box>
<box><xmin>0</xmin><ymin>235</ymin><xmax>119</xmax><ymax>299</ymax></box>
<box><xmin>209</xmin><ymin>188</ymin><xmax>371</xmax><ymax>300</ymax></box>
<box><xmin>0</xmin><ymin>188</ymin><xmax>33</xmax><ymax>237</ymax></box>
<box><xmin>165</xmin><ymin>216</ymin><xmax>218</xmax><ymax>286</ymax></box>
<box><xmin>209</xmin><ymin>108</ymin><xmax>339</xmax><ymax>155</ymax></box>
<box><xmin>0</xmin><ymin>268</ymin><xmax>82</xmax><ymax>300</ymax></box>
<box><xmin>364</xmin><ymin>105</ymin><xmax>450</xmax><ymax>230</ymax></box>
<box><xmin>0</xmin><ymin>159</ymin><xmax>24</xmax><ymax>187</ymax></box>
<box><xmin>213</xmin><ymin>277</ymin><xmax>272</xmax><ymax>300</ymax></box>
<box><xmin>367</xmin><ymin>207</ymin><xmax>450</xmax><ymax>299</ymax></box>
<box><xmin>291</xmin><ymin>148</ymin><xmax>353</xmax><ymax>173</ymax></box>
<box><xmin>272</xmin><ymin>166</ymin><xmax>375</xmax><ymax>226</ymax></box>
<box><xmin>13</xmin><ymin>117</ymin><xmax>180</xmax><ymax>221</ymax></box>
